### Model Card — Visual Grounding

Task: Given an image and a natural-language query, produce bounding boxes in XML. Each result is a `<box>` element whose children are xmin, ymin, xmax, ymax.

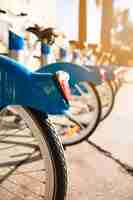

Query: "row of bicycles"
<box><xmin>0</xmin><ymin>9</ymin><xmax>127</xmax><ymax>200</ymax></box>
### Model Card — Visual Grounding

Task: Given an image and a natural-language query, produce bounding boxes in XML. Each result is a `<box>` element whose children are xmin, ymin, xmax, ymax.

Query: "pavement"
<box><xmin>66</xmin><ymin>79</ymin><xmax>133</xmax><ymax>200</ymax></box>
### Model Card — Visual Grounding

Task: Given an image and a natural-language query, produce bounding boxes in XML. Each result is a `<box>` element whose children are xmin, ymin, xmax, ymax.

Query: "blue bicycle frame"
<box><xmin>37</xmin><ymin>62</ymin><xmax>101</xmax><ymax>86</ymax></box>
<box><xmin>0</xmin><ymin>55</ymin><xmax>69</xmax><ymax>114</ymax></box>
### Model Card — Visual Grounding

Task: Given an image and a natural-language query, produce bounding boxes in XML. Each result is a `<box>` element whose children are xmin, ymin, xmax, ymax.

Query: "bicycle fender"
<box><xmin>36</xmin><ymin>62</ymin><xmax>102</xmax><ymax>86</ymax></box>
<box><xmin>0</xmin><ymin>55</ymin><xmax>69</xmax><ymax>114</ymax></box>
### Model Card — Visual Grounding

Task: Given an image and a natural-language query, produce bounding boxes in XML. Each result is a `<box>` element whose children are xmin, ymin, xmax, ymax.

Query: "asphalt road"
<box><xmin>66</xmin><ymin>81</ymin><xmax>133</xmax><ymax>200</ymax></box>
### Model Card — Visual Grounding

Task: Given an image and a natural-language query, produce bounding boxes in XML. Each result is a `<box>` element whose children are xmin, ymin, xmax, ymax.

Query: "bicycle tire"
<box><xmin>110</xmin><ymin>80</ymin><xmax>117</xmax><ymax>95</ymax></box>
<box><xmin>96</xmin><ymin>80</ymin><xmax>115</xmax><ymax>121</ymax></box>
<box><xmin>0</xmin><ymin>106</ymin><xmax>67</xmax><ymax>200</ymax></box>
<box><xmin>52</xmin><ymin>82</ymin><xmax>101</xmax><ymax>146</ymax></box>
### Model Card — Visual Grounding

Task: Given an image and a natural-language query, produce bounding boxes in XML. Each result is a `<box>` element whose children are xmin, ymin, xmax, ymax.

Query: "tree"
<box><xmin>79</xmin><ymin>0</ymin><xmax>87</xmax><ymax>47</ymax></box>
<box><xmin>111</xmin><ymin>8</ymin><xmax>133</xmax><ymax>50</ymax></box>
<box><xmin>100</xmin><ymin>0</ymin><xmax>113</xmax><ymax>49</ymax></box>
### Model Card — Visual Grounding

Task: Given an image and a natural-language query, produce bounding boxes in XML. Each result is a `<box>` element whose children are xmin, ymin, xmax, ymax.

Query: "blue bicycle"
<box><xmin>26</xmin><ymin>25</ymin><xmax>102</xmax><ymax>146</ymax></box>
<box><xmin>0</xmin><ymin>16</ymin><xmax>71</xmax><ymax>199</ymax></box>
<box><xmin>0</xmin><ymin>8</ymin><xmax>102</xmax><ymax>148</ymax></box>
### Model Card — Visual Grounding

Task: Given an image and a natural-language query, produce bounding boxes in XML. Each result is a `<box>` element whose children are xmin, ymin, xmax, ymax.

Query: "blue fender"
<box><xmin>0</xmin><ymin>55</ymin><xmax>69</xmax><ymax>115</ymax></box>
<box><xmin>37</xmin><ymin>62</ymin><xmax>102</xmax><ymax>86</ymax></box>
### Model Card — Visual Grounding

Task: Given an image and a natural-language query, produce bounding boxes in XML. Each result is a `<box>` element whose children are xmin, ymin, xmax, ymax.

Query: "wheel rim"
<box><xmin>0</xmin><ymin>106</ymin><xmax>55</xmax><ymax>200</ymax></box>
<box><xmin>50</xmin><ymin>82</ymin><xmax>100</xmax><ymax>145</ymax></box>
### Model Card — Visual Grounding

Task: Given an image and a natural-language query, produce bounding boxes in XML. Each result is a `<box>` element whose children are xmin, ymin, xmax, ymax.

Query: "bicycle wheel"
<box><xmin>114</xmin><ymin>79</ymin><xmax>121</xmax><ymax>91</ymax></box>
<box><xmin>0</xmin><ymin>106</ymin><xmax>67</xmax><ymax>200</ymax></box>
<box><xmin>96</xmin><ymin>80</ymin><xmax>115</xmax><ymax>121</ymax></box>
<box><xmin>110</xmin><ymin>80</ymin><xmax>117</xmax><ymax>95</ymax></box>
<box><xmin>50</xmin><ymin>82</ymin><xmax>101</xmax><ymax>146</ymax></box>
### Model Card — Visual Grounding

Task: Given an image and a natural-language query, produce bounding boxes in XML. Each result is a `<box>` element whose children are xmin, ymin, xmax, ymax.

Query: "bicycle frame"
<box><xmin>0</xmin><ymin>55</ymin><xmax>69</xmax><ymax>114</ymax></box>
<box><xmin>37</xmin><ymin>62</ymin><xmax>102</xmax><ymax>86</ymax></box>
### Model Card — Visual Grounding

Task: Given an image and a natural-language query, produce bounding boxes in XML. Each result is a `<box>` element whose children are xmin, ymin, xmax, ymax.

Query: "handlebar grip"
<box><xmin>0</xmin><ymin>9</ymin><xmax>6</xmax><ymax>14</ymax></box>
<box><xmin>17</xmin><ymin>12</ymin><xmax>28</xmax><ymax>16</ymax></box>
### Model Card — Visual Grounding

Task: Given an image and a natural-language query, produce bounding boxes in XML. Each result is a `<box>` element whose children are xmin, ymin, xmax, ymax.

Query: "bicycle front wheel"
<box><xmin>0</xmin><ymin>106</ymin><xmax>67</xmax><ymax>200</ymax></box>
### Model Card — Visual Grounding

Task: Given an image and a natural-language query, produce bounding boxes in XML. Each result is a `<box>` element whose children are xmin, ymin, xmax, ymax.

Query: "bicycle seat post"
<box><xmin>0</xmin><ymin>9</ymin><xmax>27</xmax><ymax>63</ymax></box>
<box><xmin>41</xmin><ymin>39</ymin><xmax>53</xmax><ymax>65</ymax></box>
<box><xmin>58</xmin><ymin>47</ymin><xmax>68</xmax><ymax>62</ymax></box>
<box><xmin>41</xmin><ymin>35</ymin><xmax>80</xmax><ymax>64</ymax></box>
<box><xmin>71</xmin><ymin>49</ymin><xmax>81</xmax><ymax>64</ymax></box>
<box><xmin>57</xmin><ymin>35</ymin><xmax>70</xmax><ymax>63</ymax></box>
<box><xmin>8</xmin><ymin>30</ymin><xmax>25</xmax><ymax>62</ymax></box>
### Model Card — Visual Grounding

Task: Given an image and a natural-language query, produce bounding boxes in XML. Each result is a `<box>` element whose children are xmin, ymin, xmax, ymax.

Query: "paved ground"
<box><xmin>91</xmin><ymin>82</ymin><xmax>133</xmax><ymax>166</ymax></box>
<box><xmin>66</xmin><ymin>80</ymin><xmax>133</xmax><ymax>200</ymax></box>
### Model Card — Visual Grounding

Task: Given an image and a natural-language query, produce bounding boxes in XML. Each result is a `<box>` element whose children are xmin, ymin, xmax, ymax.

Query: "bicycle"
<box><xmin>92</xmin><ymin>48</ymin><xmax>127</xmax><ymax>120</ymax></box>
<box><xmin>0</xmin><ymin>9</ymin><xmax>72</xmax><ymax>200</ymax></box>
<box><xmin>59</xmin><ymin>44</ymin><xmax>115</xmax><ymax>121</ymax></box>
<box><xmin>27</xmin><ymin>25</ymin><xmax>102</xmax><ymax>146</ymax></box>
<box><xmin>0</xmin><ymin>10</ymin><xmax>102</xmax><ymax>147</ymax></box>
<box><xmin>81</xmin><ymin>47</ymin><xmax>119</xmax><ymax>121</ymax></box>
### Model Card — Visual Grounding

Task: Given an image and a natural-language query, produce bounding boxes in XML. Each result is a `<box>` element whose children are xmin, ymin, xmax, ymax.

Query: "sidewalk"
<box><xmin>91</xmin><ymin>83</ymin><xmax>133</xmax><ymax>167</ymax></box>
<box><xmin>66</xmin><ymin>81</ymin><xmax>133</xmax><ymax>200</ymax></box>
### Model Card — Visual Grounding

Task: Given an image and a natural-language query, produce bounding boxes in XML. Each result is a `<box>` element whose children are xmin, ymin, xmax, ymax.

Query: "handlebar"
<box><xmin>0</xmin><ymin>8</ymin><xmax>33</xmax><ymax>35</ymax></box>
<box><xmin>0</xmin><ymin>9</ymin><xmax>66</xmax><ymax>46</ymax></box>
<box><xmin>0</xmin><ymin>9</ymin><xmax>6</xmax><ymax>14</ymax></box>
<box><xmin>17</xmin><ymin>12</ymin><xmax>28</xmax><ymax>16</ymax></box>
<box><xmin>0</xmin><ymin>8</ymin><xmax>28</xmax><ymax>17</ymax></box>
<box><xmin>27</xmin><ymin>25</ymin><xmax>69</xmax><ymax>47</ymax></box>
<box><xmin>27</xmin><ymin>25</ymin><xmax>58</xmax><ymax>44</ymax></box>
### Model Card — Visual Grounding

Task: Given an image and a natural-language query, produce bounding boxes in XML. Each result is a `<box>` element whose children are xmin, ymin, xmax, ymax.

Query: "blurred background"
<box><xmin>0</xmin><ymin>0</ymin><xmax>133</xmax><ymax>65</ymax></box>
